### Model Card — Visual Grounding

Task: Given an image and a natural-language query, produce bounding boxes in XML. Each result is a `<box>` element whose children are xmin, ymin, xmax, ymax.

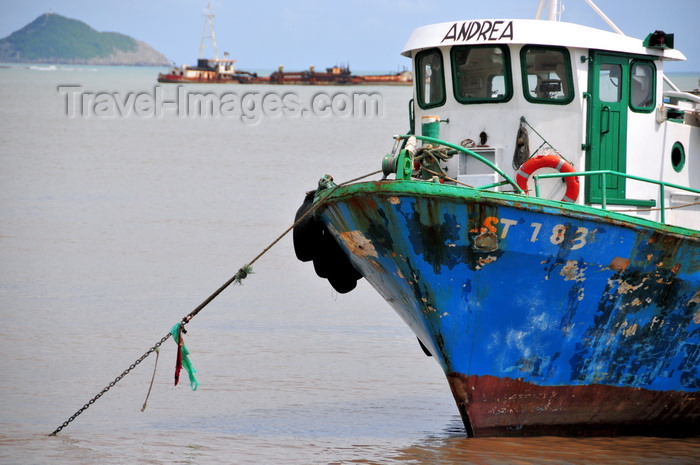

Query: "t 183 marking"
<box><xmin>481</xmin><ymin>217</ymin><xmax>590</xmax><ymax>250</ymax></box>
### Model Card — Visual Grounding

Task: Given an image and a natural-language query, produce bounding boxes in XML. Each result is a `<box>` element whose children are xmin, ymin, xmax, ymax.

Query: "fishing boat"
<box><xmin>293</xmin><ymin>0</ymin><xmax>699</xmax><ymax>437</ymax></box>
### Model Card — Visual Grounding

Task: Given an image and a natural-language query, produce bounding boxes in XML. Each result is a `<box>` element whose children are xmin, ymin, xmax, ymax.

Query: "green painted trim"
<box><xmin>536</xmin><ymin>169</ymin><xmax>699</xmax><ymax>196</ymax></box>
<box><xmin>585</xmin><ymin>52</ymin><xmax>630</xmax><ymax>203</ymax></box>
<box><xmin>672</xmin><ymin>142</ymin><xmax>686</xmax><ymax>173</ymax></box>
<box><xmin>450</xmin><ymin>44</ymin><xmax>513</xmax><ymax>104</ymax></box>
<box><xmin>602</xmin><ymin>198</ymin><xmax>656</xmax><ymax>207</ymax></box>
<box><xmin>535</xmin><ymin>168</ymin><xmax>699</xmax><ymax>223</ymax></box>
<box><xmin>315</xmin><ymin>179</ymin><xmax>699</xmax><ymax>237</ymax></box>
<box><xmin>415</xmin><ymin>48</ymin><xmax>446</xmax><ymax>110</ymax></box>
<box><xmin>519</xmin><ymin>45</ymin><xmax>575</xmax><ymax>105</ymax></box>
<box><xmin>629</xmin><ymin>60</ymin><xmax>656</xmax><ymax>113</ymax></box>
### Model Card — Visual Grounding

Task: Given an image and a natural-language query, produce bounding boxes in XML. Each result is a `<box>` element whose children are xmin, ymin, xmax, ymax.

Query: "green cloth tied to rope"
<box><xmin>234</xmin><ymin>265</ymin><xmax>253</xmax><ymax>285</ymax></box>
<box><xmin>170</xmin><ymin>323</ymin><xmax>199</xmax><ymax>391</ymax></box>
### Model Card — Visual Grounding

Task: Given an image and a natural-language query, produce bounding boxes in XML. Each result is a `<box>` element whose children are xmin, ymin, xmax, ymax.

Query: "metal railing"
<box><xmin>533</xmin><ymin>169</ymin><xmax>700</xmax><ymax>224</ymax></box>
<box><xmin>391</xmin><ymin>135</ymin><xmax>698</xmax><ymax>225</ymax></box>
<box><xmin>396</xmin><ymin>134</ymin><xmax>524</xmax><ymax>193</ymax></box>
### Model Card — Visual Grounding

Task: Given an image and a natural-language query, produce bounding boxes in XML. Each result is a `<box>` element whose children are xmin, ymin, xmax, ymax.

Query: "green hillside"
<box><xmin>0</xmin><ymin>13</ymin><xmax>169</xmax><ymax>65</ymax></box>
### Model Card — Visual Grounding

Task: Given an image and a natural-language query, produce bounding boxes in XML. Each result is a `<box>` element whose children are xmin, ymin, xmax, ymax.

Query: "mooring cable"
<box><xmin>48</xmin><ymin>169</ymin><xmax>382</xmax><ymax>436</ymax></box>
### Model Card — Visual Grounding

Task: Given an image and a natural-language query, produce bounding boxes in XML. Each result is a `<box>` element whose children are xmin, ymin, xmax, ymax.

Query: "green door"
<box><xmin>586</xmin><ymin>53</ymin><xmax>629</xmax><ymax>203</ymax></box>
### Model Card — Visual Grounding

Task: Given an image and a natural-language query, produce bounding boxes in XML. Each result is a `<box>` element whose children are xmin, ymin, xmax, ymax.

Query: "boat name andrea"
<box><xmin>442</xmin><ymin>20</ymin><xmax>515</xmax><ymax>44</ymax></box>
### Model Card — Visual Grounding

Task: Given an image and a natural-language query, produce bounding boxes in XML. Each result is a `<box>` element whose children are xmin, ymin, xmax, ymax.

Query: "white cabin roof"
<box><xmin>402</xmin><ymin>19</ymin><xmax>686</xmax><ymax>61</ymax></box>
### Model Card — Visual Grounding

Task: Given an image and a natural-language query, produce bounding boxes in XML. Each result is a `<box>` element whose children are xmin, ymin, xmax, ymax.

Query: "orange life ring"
<box><xmin>516</xmin><ymin>154</ymin><xmax>580</xmax><ymax>202</ymax></box>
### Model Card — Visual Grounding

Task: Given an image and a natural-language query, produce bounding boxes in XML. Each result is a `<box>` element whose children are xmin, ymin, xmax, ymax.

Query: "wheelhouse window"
<box><xmin>452</xmin><ymin>45</ymin><xmax>512</xmax><ymax>103</ymax></box>
<box><xmin>520</xmin><ymin>46</ymin><xmax>573</xmax><ymax>104</ymax></box>
<box><xmin>630</xmin><ymin>60</ymin><xmax>655</xmax><ymax>112</ymax></box>
<box><xmin>416</xmin><ymin>48</ymin><xmax>445</xmax><ymax>109</ymax></box>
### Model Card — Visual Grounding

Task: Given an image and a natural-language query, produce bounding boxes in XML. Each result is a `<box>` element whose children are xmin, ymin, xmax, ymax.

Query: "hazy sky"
<box><xmin>1</xmin><ymin>0</ymin><xmax>698</xmax><ymax>72</ymax></box>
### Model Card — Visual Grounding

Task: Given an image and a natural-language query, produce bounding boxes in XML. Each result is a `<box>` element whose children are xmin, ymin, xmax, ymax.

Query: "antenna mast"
<box><xmin>583</xmin><ymin>0</ymin><xmax>624</xmax><ymax>35</ymax></box>
<box><xmin>535</xmin><ymin>0</ymin><xmax>624</xmax><ymax>35</ymax></box>
<box><xmin>535</xmin><ymin>0</ymin><xmax>563</xmax><ymax>21</ymax></box>
<box><xmin>199</xmin><ymin>3</ymin><xmax>219</xmax><ymax>59</ymax></box>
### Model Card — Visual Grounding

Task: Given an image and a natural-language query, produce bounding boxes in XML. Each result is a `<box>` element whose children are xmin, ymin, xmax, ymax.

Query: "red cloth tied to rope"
<box><xmin>169</xmin><ymin>322</ymin><xmax>199</xmax><ymax>390</ymax></box>
<box><xmin>174</xmin><ymin>324</ymin><xmax>184</xmax><ymax>386</ymax></box>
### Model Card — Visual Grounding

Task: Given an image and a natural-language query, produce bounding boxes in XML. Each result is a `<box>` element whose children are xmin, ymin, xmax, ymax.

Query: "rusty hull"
<box><xmin>314</xmin><ymin>180</ymin><xmax>699</xmax><ymax>437</ymax></box>
<box><xmin>448</xmin><ymin>374</ymin><xmax>700</xmax><ymax>437</ymax></box>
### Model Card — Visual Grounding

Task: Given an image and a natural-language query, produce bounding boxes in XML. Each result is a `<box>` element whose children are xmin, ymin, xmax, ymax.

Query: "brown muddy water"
<box><xmin>1</xmin><ymin>66</ymin><xmax>698</xmax><ymax>464</ymax></box>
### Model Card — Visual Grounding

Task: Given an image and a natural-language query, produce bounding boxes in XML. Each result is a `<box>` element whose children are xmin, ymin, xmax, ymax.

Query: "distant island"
<box><xmin>0</xmin><ymin>12</ymin><xmax>170</xmax><ymax>66</ymax></box>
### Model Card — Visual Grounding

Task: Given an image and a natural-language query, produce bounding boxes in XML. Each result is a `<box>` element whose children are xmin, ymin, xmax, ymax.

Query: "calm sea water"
<box><xmin>1</xmin><ymin>65</ymin><xmax>698</xmax><ymax>464</ymax></box>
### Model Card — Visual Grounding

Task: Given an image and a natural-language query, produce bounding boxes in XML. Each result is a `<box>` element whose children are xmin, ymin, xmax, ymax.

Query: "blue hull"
<box><xmin>315</xmin><ymin>181</ymin><xmax>700</xmax><ymax>436</ymax></box>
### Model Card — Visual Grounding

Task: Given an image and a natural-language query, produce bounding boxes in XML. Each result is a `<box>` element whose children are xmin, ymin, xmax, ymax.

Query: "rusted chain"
<box><xmin>49</xmin><ymin>333</ymin><xmax>171</xmax><ymax>436</ymax></box>
<box><xmin>48</xmin><ymin>169</ymin><xmax>382</xmax><ymax>437</ymax></box>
